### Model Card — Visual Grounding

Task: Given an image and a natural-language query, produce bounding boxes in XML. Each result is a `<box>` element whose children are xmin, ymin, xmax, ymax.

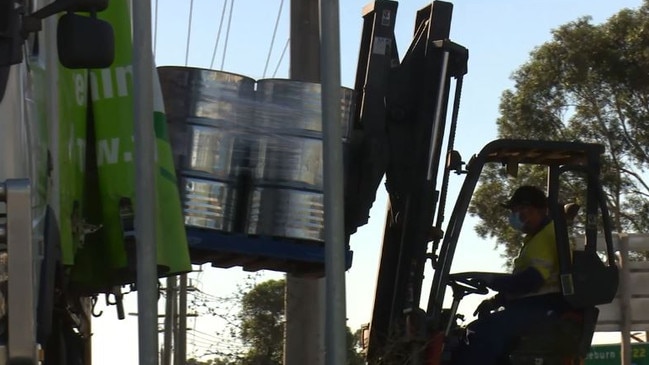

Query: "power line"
<box><xmin>190</xmin><ymin>287</ymin><xmax>235</xmax><ymax>302</ymax></box>
<box><xmin>189</xmin><ymin>336</ymin><xmax>218</xmax><ymax>346</ymax></box>
<box><xmin>192</xmin><ymin>328</ymin><xmax>220</xmax><ymax>337</ymax></box>
<box><xmin>262</xmin><ymin>0</ymin><xmax>285</xmax><ymax>78</ymax></box>
<box><xmin>220</xmin><ymin>0</ymin><xmax>235</xmax><ymax>70</ymax></box>
<box><xmin>188</xmin><ymin>333</ymin><xmax>217</xmax><ymax>344</ymax></box>
<box><xmin>185</xmin><ymin>0</ymin><xmax>195</xmax><ymax>66</ymax></box>
<box><xmin>209</xmin><ymin>0</ymin><xmax>229</xmax><ymax>69</ymax></box>
<box><xmin>153</xmin><ymin>0</ymin><xmax>159</xmax><ymax>56</ymax></box>
<box><xmin>273</xmin><ymin>37</ymin><xmax>290</xmax><ymax>78</ymax></box>
<box><xmin>188</xmin><ymin>333</ymin><xmax>215</xmax><ymax>345</ymax></box>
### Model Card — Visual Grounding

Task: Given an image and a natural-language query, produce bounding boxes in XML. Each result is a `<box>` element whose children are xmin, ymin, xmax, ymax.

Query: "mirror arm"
<box><xmin>30</xmin><ymin>1</ymin><xmax>71</xmax><ymax>20</ymax></box>
<box><xmin>31</xmin><ymin>0</ymin><xmax>108</xmax><ymax>20</ymax></box>
<box><xmin>21</xmin><ymin>15</ymin><xmax>41</xmax><ymax>36</ymax></box>
<box><xmin>21</xmin><ymin>0</ymin><xmax>109</xmax><ymax>41</ymax></box>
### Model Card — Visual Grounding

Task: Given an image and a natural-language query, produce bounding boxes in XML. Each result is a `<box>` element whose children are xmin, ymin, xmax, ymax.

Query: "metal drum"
<box><xmin>158</xmin><ymin>67</ymin><xmax>256</xmax><ymax>233</ymax></box>
<box><xmin>242</xmin><ymin>79</ymin><xmax>356</xmax><ymax>242</ymax></box>
<box><xmin>246</xmin><ymin>186</ymin><xmax>324</xmax><ymax>242</ymax></box>
<box><xmin>255</xmin><ymin>79</ymin><xmax>355</xmax><ymax>139</ymax></box>
<box><xmin>158</xmin><ymin>66</ymin><xmax>256</xmax><ymax>121</ymax></box>
<box><xmin>173</xmin><ymin>119</ymin><xmax>251</xmax><ymax>180</ymax></box>
<box><xmin>251</xmin><ymin>134</ymin><xmax>323</xmax><ymax>190</ymax></box>
<box><xmin>158</xmin><ymin>66</ymin><xmax>256</xmax><ymax>175</ymax></box>
<box><xmin>181</xmin><ymin>175</ymin><xmax>238</xmax><ymax>231</ymax></box>
<box><xmin>249</xmin><ymin>79</ymin><xmax>355</xmax><ymax>190</ymax></box>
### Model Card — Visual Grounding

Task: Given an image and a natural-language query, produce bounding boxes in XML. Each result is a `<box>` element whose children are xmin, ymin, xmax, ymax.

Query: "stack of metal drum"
<box><xmin>158</xmin><ymin>67</ymin><xmax>255</xmax><ymax>233</ymax></box>
<box><xmin>158</xmin><ymin>66</ymin><xmax>354</xmax><ymax>244</ymax></box>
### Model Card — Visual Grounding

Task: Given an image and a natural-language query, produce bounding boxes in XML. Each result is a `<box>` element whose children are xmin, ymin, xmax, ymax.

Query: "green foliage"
<box><xmin>239</xmin><ymin>279</ymin><xmax>285</xmax><ymax>365</ymax></box>
<box><xmin>347</xmin><ymin>328</ymin><xmax>366</xmax><ymax>365</ymax></box>
<box><xmin>470</xmin><ymin>2</ymin><xmax>649</xmax><ymax>264</ymax></box>
<box><xmin>187</xmin><ymin>358</ymin><xmax>236</xmax><ymax>365</ymax></box>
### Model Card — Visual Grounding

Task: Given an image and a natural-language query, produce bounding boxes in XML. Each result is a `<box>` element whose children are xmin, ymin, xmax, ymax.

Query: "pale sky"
<box><xmin>91</xmin><ymin>1</ymin><xmax>644</xmax><ymax>363</ymax></box>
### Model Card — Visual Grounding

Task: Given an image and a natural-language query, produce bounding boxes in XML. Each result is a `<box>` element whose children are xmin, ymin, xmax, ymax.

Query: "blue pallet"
<box><xmin>186</xmin><ymin>227</ymin><xmax>354</xmax><ymax>276</ymax></box>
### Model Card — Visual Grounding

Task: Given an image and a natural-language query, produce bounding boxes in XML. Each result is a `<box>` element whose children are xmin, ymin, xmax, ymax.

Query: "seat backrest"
<box><xmin>553</xmin><ymin>201</ymin><xmax>619</xmax><ymax>309</ymax></box>
<box><xmin>562</xmin><ymin>250</ymin><xmax>619</xmax><ymax>308</ymax></box>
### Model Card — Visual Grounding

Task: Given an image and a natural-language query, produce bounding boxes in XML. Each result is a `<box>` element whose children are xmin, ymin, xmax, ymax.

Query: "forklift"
<box><xmin>344</xmin><ymin>1</ymin><xmax>620</xmax><ymax>364</ymax></box>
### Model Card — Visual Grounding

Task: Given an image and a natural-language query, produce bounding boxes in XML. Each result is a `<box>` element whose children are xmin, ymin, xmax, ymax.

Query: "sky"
<box><xmin>90</xmin><ymin>0</ymin><xmax>644</xmax><ymax>364</ymax></box>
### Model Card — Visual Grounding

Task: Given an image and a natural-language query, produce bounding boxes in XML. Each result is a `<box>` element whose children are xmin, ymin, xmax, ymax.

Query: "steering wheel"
<box><xmin>447</xmin><ymin>272</ymin><xmax>490</xmax><ymax>296</ymax></box>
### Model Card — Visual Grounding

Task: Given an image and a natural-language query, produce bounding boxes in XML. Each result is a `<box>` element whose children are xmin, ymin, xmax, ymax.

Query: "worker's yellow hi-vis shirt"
<box><xmin>511</xmin><ymin>221</ymin><xmax>560</xmax><ymax>298</ymax></box>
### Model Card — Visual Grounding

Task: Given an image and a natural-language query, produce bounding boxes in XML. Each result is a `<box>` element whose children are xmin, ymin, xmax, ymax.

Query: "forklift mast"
<box><xmin>344</xmin><ymin>1</ymin><xmax>467</xmax><ymax>363</ymax></box>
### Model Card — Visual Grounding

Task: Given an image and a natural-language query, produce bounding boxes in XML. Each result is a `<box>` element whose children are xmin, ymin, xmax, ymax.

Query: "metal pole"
<box><xmin>163</xmin><ymin>277</ymin><xmax>174</xmax><ymax>365</ymax></box>
<box><xmin>132</xmin><ymin>1</ymin><xmax>159</xmax><ymax>365</ymax></box>
<box><xmin>318</xmin><ymin>0</ymin><xmax>346</xmax><ymax>364</ymax></box>
<box><xmin>177</xmin><ymin>274</ymin><xmax>188</xmax><ymax>365</ymax></box>
<box><xmin>620</xmin><ymin>234</ymin><xmax>631</xmax><ymax>365</ymax></box>
<box><xmin>171</xmin><ymin>277</ymin><xmax>178</xmax><ymax>365</ymax></box>
<box><xmin>284</xmin><ymin>1</ymin><xmax>325</xmax><ymax>365</ymax></box>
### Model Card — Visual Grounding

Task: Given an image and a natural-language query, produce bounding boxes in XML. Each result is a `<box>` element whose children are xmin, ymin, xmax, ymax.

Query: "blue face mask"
<box><xmin>508</xmin><ymin>211</ymin><xmax>525</xmax><ymax>231</ymax></box>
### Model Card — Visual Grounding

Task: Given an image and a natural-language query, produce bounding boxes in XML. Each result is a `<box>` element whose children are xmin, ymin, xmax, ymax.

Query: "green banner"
<box><xmin>586</xmin><ymin>343</ymin><xmax>649</xmax><ymax>365</ymax></box>
<box><xmin>57</xmin><ymin>67</ymin><xmax>90</xmax><ymax>267</ymax></box>
<box><xmin>70</xmin><ymin>0</ymin><xmax>190</xmax><ymax>291</ymax></box>
<box><xmin>28</xmin><ymin>37</ymin><xmax>89</xmax><ymax>268</ymax></box>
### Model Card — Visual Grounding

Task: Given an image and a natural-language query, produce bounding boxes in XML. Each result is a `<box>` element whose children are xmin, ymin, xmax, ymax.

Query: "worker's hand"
<box><xmin>473</xmin><ymin>298</ymin><xmax>496</xmax><ymax>318</ymax></box>
<box><xmin>473</xmin><ymin>294</ymin><xmax>505</xmax><ymax>318</ymax></box>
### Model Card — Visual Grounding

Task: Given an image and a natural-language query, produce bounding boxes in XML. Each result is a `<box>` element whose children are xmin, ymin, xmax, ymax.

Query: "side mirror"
<box><xmin>57</xmin><ymin>13</ymin><xmax>114</xmax><ymax>69</ymax></box>
<box><xmin>447</xmin><ymin>150</ymin><xmax>466</xmax><ymax>174</ymax></box>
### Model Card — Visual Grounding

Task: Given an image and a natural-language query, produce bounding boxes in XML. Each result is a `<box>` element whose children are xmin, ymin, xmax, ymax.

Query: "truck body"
<box><xmin>0</xmin><ymin>1</ymin><xmax>192</xmax><ymax>363</ymax></box>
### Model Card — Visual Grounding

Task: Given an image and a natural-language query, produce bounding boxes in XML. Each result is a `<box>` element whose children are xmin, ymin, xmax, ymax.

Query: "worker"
<box><xmin>451</xmin><ymin>185</ymin><xmax>570</xmax><ymax>365</ymax></box>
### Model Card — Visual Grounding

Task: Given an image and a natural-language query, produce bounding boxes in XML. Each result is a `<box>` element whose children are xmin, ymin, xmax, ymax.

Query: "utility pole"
<box><xmin>175</xmin><ymin>274</ymin><xmax>188</xmax><ymax>365</ymax></box>
<box><xmin>284</xmin><ymin>1</ymin><xmax>325</xmax><ymax>365</ymax></box>
<box><xmin>132</xmin><ymin>1</ymin><xmax>159</xmax><ymax>364</ymax></box>
<box><xmin>163</xmin><ymin>276</ymin><xmax>176</xmax><ymax>365</ymax></box>
<box><xmin>171</xmin><ymin>277</ymin><xmax>178</xmax><ymax>365</ymax></box>
<box><xmin>319</xmin><ymin>0</ymin><xmax>347</xmax><ymax>363</ymax></box>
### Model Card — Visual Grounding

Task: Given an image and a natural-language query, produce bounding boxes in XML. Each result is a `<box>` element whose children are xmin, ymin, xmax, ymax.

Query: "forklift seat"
<box><xmin>565</xmin><ymin>249</ymin><xmax>618</xmax><ymax>308</ymax></box>
<box><xmin>508</xmin><ymin>306</ymin><xmax>599</xmax><ymax>365</ymax></box>
<box><xmin>554</xmin><ymin>200</ymin><xmax>618</xmax><ymax>309</ymax></box>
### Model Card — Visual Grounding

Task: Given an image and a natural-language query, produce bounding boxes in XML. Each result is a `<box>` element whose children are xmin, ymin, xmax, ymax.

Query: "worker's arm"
<box><xmin>488</xmin><ymin>267</ymin><xmax>544</xmax><ymax>295</ymax></box>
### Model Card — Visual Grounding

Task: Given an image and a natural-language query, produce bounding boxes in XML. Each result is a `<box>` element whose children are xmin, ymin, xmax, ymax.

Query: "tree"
<box><xmin>187</xmin><ymin>277</ymin><xmax>366</xmax><ymax>364</ymax></box>
<box><xmin>187</xmin><ymin>358</ymin><xmax>238</xmax><ymax>365</ymax></box>
<box><xmin>469</xmin><ymin>1</ymin><xmax>649</xmax><ymax>264</ymax></box>
<box><xmin>347</xmin><ymin>328</ymin><xmax>366</xmax><ymax>365</ymax></box>
<box><xmin>237</xmin><ymin>278</ymin><xmax>366</xmax><ymax>365</ymax></box>
<box><xmin>239</xmin><ymin>279</ymin><xmax>285</xmax><ymax>365</ymax></box>
<box><xmin>187</xmin><ymin>359</ymin><xmax>216</xmax><ymax>365</ymax></box>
